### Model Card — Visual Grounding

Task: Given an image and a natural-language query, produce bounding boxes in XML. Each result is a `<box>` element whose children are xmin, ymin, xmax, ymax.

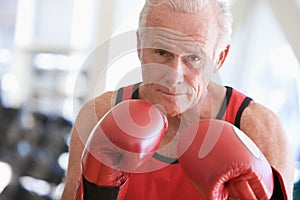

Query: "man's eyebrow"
<box><xmin>149</xmin><ymin>40</ymin><xmax>179</xmax><ymax>54</ymax></box>
<box><xmin>151</xmin><ymin>38</ymin><xmax>172</xmax><ymax>49</ymax></box>
<box><xmin>185</xmin><ymin>46</ymin><xmax>206</xmax><ymax>57</ymax></box>
<box><xmin>149</xmin><ymin>36</ymin><xmax>205</xmax><ymax>55</ymax></box>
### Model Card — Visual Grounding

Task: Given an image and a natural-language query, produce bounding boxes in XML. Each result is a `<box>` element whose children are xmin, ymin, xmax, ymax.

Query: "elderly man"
<box><xmin>62</xmin><ymin>0</ymin><xmax>294</xmax><ymax>199</ymax></box>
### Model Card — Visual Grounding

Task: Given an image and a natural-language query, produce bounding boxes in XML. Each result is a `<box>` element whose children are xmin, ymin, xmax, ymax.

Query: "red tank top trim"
<box><xmin>116</xmin><ymin>84</ymin><xmax>252</xmax><ymax>129</ymax></box>
<box><xmin>216</xmin><ymin>86</ymin><xmax>253</xmax><ymax>128</ymax></box>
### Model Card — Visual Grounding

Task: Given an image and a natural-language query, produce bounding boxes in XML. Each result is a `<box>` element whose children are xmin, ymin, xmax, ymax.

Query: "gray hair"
<box><xmin>138</xmin><ymin>0</ymin><xmax>233</xmax><ymax>57</ymax></box>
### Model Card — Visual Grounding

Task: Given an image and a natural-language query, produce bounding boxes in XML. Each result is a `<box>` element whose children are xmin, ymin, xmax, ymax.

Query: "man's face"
<box><xmin>138</xmin><ymin>4</ymin><xmax>219</xmax><ymax>116</ymax></box>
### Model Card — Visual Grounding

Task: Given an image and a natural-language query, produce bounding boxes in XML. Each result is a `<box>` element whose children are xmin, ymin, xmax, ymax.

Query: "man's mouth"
<box><xmin>159</xmin><ymin>89</ymin><xmax>183</xmax><ymax>96</ymax></box>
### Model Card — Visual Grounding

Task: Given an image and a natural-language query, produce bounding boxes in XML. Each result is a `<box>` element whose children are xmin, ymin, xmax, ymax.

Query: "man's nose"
<box><xmin>164</xmin><ymin>57</ymin><xmax>184</xmax><ymax>85</ymax></box>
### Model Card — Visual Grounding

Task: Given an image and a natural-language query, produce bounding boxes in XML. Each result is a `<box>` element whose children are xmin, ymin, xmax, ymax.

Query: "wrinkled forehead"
<box><xmin>139</xmin><ymin>27</ymin><xmax>206</xmax><ymax>56</ymax></box>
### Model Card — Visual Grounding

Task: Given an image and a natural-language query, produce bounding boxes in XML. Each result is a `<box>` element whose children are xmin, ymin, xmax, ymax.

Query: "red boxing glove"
<box><xmin>76</xmin><ymin>99</ymin><xmax>168</xmax><ymax>199</ymax></box>
<box><xmin>177</xmin><ymin>119</ymin><xmax>274</xmax><ymax>200</ymax></box>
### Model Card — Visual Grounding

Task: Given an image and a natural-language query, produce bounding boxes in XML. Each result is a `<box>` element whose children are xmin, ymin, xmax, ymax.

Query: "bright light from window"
<box><xmin>0</xmin><ymin>162</ymin><xmax>12</xmax><ymax>194</ymax></box>
<box><xmin>71</xmin><ymin>0</ymin><xmax>96</xmax><ymax>49</ymax></box>
<box><xmin>33</xmin><ymin>53</ymin><xmax>86</xmax><ymax>71</ymax></box>
<box><xmin>0</xmin><ymin>48</ymin><xmax>12</xmax><ymax>65</ymax></box>
<box><xmin>14</xmin><ymin>0</ymin><xmax>35</xmax><ymax>47</ymax></box>
<box><xmin>105</xmin><ymin>51</ymin><xmax>142</xmax><ymax>91</ymax></box>
<box><xmin>1</xmin><ymin>73</ymin><xmax>21</xmax><ymax>107</ymax></box>
<box><xmin>1</xmin><ymin>73</ymin><xmax>19</xmax><ymax>92</ymax></box>
<box><xmin>19</xmin><ymin>176</ymin><xmax>52</xmax><ymax>196</ymax></box>
<box><xmin>53</xmin><ymin>182</ymin><xmax>65</xmax><ymax>200</ymax></box>
<box><xmin>269</xmin><ymin>44</ymin><xmax>300</xmax><ymax>78</ymax></box>
<box><xmin>295</xmin><ymin>166</ymin><xmax>300</xmax><ymax>183</ymax></box>
<box><xmin>58</xmin><ymin>152</ymin><xmax>69</xmax><ymax>171</ymax></box>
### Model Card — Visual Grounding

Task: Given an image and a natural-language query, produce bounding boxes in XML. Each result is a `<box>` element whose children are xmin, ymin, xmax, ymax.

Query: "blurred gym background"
<box><xmin>0</xmin><ymin>0</ymin><xmax>299</xmax><ymax>199</ymax></box>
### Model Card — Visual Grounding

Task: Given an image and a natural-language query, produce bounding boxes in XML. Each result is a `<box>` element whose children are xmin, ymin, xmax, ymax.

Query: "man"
<box><xmin>62</xmin><ymin>0</ymin><xmax>294</xmax><ymax>199</ymax></box>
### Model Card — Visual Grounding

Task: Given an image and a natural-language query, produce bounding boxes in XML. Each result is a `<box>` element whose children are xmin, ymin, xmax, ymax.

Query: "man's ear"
<box><xmin>136</xmin><ymin>30</ymin><xmax>142</xmax><ymax>60</ymax></box>
<box><xmin>215</xmin><ymin>44</ymin><xmax>230</xmax><ymax>72</ymax></box>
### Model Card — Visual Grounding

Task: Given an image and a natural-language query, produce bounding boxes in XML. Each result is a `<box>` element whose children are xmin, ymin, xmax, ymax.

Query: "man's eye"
<box><xmin>155</xmin><ymin>49</ymin><xmax>168</xmax><ymax>57</ymax></box>
<box><xmin>187</xmin><ymin>55</ymin><xmax>201</xmax><ymax>62</ymax></box>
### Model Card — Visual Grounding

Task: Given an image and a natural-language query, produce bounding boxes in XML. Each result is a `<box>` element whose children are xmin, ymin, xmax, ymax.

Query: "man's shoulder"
<box><xmin>76</xmin><ymin>91</ymin><xmax>117</xmax><ymax>122</ymax></box>
<box><xmin>90</xmin><ymin>83</ymin><xmax>140</xmax><ymax>114</ymax></box>
<box><xmin>241</xmin><ymin>101</ymin><xmax>280</xmax><ymax>126</ymax></box>
<box><xmin>239</xmin><ymin>101</ymin><xmax>285</xmax><ymax>145</ymax></box>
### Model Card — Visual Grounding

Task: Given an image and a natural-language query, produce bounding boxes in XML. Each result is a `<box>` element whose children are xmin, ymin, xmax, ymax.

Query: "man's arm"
<box><xmin>240</xmin><ymin>102</ymin><xmax>295</xmax><ymax>199</ymax></box>
<box><xmin>61</xmin><ymin>92</ymin><xmax>115</xmax><ymax>199</ymax></box>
